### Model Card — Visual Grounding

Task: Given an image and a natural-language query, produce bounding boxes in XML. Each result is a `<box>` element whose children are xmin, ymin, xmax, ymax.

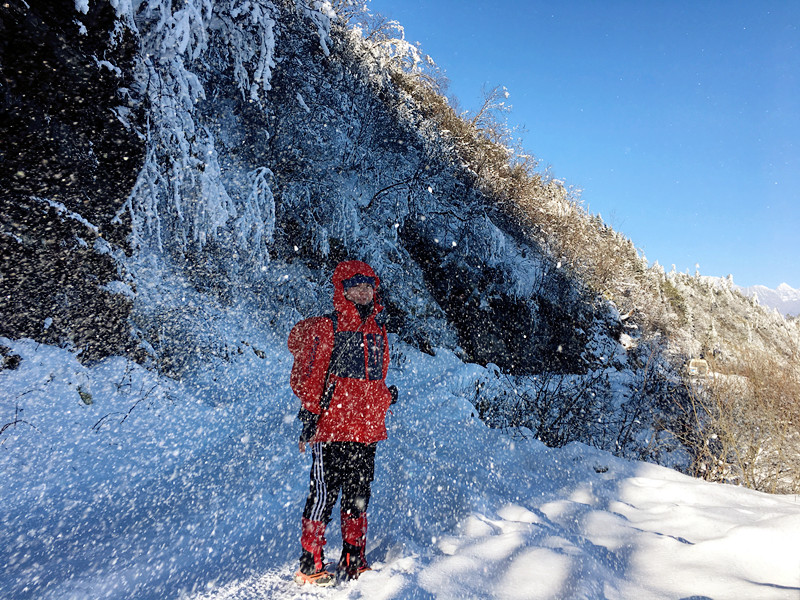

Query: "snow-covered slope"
<box><xmin>2</xmin><ymin>336</ymin><xmax>798</xmax><ymax>600</ymax></box>
<box><xmin>738</xmin><ymin>283</ymin><xmax>800</xmax><ymax>317</ymax></box>
<box><xmin>3</xmin><ymin>3</ymin><xmax>799</xmax><ymax>597</ymax></box>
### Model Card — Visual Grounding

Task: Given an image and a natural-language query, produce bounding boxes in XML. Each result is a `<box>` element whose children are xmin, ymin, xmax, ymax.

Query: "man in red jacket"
<box><xmin>288</xmin><ymin>260</ymin><xmax>397</xmax><ymax>586</ymax></box>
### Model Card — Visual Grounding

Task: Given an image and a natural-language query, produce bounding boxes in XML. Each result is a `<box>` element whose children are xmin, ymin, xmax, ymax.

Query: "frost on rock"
<box><xmin>77</xmin><ymin>0</ymin><xmax>286</xmax><ymax>377</ymax></box>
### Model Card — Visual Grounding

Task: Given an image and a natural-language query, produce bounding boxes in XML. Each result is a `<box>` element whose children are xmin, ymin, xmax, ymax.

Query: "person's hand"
<box><xmin>389</xmin><ymin>385</ymin><xmax>399</xmax><ymax>405</ymax></box>
<box><xmin>298</xmin><ymin>408</ymin><xmax>319</xmax><ymax>450</ymax></box>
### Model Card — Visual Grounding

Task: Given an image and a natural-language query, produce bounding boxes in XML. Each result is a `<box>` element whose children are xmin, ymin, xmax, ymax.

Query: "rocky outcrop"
<box><xmin>0</xmin><ymin>0</ymin><xmax>145</xmax><ymax>360</ymax></box>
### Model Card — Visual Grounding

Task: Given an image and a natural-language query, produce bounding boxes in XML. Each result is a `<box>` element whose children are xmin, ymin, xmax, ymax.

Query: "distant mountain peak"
<box><xmin>736</xmin><ymin>282</ymin><xmax>800</xmax><ymax>317</ymax></box>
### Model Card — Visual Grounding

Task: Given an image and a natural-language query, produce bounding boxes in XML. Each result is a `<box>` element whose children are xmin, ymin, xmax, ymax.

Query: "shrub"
<box><xmin>671</xmin><ymin>352</ymin><xmax>800</xmax><ymax>493</ymax></box>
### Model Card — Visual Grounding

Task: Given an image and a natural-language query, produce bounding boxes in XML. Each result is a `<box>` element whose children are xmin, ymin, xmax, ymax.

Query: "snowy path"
<box><xmin>2</xmin><ymin>339</ymin><xmax>799</xmax><ymax>599</ymax></box>
<box><xmin>194</xmin><ymin>346</ymin><xmax>800</xmax><ymax>600</ymax></box>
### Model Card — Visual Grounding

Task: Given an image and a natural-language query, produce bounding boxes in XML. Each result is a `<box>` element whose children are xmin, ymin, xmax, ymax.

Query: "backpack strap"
<box><xmin>319</xmin><ymin>312</ymin><xmax>338</xmax><ymax>412</ymax></box>
<box><xmin>326</xmin><ymin>312</ymin><xmax>338</xmax><ymax>333</ymax></box>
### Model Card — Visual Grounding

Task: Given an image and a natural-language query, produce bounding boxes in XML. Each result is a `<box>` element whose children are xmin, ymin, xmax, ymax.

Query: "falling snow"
<box><xmin>2</xmin><ymin>1</ymin><xmax>799</xmax><ymax>598</ymax></box>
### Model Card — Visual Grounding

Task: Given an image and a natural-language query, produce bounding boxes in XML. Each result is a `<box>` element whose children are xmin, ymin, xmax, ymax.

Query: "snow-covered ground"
<box><xmin>2</xmin><ymin>336</ymin><xmax>799</xmax><ymax>600</ymax></box>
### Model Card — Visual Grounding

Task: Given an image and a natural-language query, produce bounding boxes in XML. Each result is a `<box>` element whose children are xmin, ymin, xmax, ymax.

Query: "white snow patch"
<box><xmin>101</xmin><ymin>280</ymin><xmax>136</xmax><ymax>298</ymax></box>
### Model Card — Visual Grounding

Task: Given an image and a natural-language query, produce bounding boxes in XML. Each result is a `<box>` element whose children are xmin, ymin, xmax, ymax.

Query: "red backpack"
<box><xmin>288</xmin><ymin>313</ymin><xmax>338</xmax><ymax>413</ymax></box>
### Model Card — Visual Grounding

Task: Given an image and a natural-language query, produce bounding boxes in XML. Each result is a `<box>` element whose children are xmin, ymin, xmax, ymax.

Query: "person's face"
<box><xmin>343</xmin><ymin>282</ymin><xmax>374</xmax><ymax>305</ymax></box>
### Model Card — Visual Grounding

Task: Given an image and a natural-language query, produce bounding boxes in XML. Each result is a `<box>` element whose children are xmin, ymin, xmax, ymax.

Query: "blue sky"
<box><xmin>367</xmin><ymin>0</ymin><xmax>800</xmax><ymax>289</ymax></box>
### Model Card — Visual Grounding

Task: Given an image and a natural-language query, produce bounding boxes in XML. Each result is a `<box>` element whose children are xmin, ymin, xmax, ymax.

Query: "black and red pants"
<box><xmin>300</xmin><ymin>441</ymin><xmax>376</xmax><ymax>574</ymax></box>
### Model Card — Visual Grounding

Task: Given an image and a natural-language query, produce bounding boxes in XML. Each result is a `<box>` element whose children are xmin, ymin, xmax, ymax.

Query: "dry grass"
<box><xmin>673</xmin><ymin>352</ymin><xmax>800</xmax><ymax>494</ymax></box>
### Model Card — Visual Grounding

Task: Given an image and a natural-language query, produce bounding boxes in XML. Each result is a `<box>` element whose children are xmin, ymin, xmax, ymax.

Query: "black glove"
<box><xmin>298</xmin><ymin>408</ymin><xmax>320</xmax><ymax>443</ymax></box>
<box><xmin>389</xmin><ymin>385</ymin><xmax>399</xmax><ymax>405</ymax></box>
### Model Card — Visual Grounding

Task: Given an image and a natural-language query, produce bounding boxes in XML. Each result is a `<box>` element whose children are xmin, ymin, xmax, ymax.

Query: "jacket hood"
<box><xmin>332</xmin><ymin>260</ymin><xmax>383</xmax><ymax>327</ymax></box>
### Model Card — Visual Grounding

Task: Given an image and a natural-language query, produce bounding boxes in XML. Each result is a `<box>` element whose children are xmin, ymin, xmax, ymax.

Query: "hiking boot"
<box><xmin>294</xmin><ymin>568</ymin><xmax>335</xmax><ymax>587</ymax></box>
<box><xmin>336</xmin><ymin>541</ymin><xmax>370</xmax><ymax>582</ymax></box>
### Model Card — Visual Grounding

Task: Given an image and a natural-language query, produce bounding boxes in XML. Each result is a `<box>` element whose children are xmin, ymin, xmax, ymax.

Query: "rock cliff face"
<box><xmin>1</xmin><ymin>0</ymin><xmax>145</xmax><ymax>360</ymax></box>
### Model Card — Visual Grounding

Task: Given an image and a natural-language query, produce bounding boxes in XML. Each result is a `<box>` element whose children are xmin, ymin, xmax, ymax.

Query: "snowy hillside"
<box><xmin>738</xmin><ymin>283</ymin><xmax>800</xmax><ymax>317</ymax></box>
<box><xmin>2</xmin><ymin>336</ymin><xmax>799</xmax><ymax>599</ymax></box>
<box><xmin>699</xmin><ymin>277</ymin><xmax>800</xmax><ymax>318</ymax></box>
<box><xmin>2</xmin><ymin>2</ymin><xmax>800</xmax><ymax>598</ymax></box>
<box><xmin>2</xmin><ymin>0</ymin><xmax>687</xmax><ymax>464</ymax></box>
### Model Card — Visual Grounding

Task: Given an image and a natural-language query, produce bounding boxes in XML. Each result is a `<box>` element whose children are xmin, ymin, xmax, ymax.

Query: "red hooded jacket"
<box><xmin>288</xmin><ymin>261</ymin><xmax>392</xmax><ymax>443</ymax></box>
